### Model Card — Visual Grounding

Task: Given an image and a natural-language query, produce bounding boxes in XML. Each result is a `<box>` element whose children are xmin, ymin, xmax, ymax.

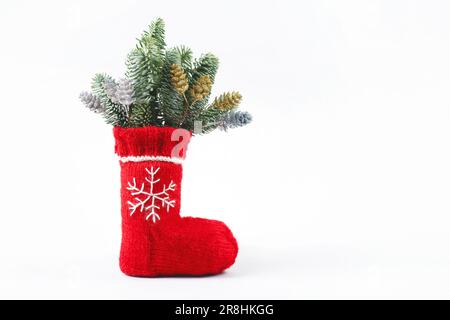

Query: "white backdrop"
<box><xmin>1</xmin><ymin>0</ymin><xmax>450</xmax><ymax>299</ymax></box>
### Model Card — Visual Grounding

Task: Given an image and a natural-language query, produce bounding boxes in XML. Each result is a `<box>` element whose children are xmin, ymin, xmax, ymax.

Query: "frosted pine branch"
<box><xmin>104</xmin><ymin>79</ymin><xmax>119</xmax><ymax>104</ymax></box>
<box><xmin>116</xmin><ymin>78</ymin><xmax>135</xmax><ymax>108</ymax></box>
<box><xmin>219</xmin><ymin>111</ymin><xmax>252</xmax><ymax>131</ymax></box>
<box><xmin>80</xmin><ymin>19</ymin><xmax>251</xmax><ymax>131</ymax></box>
<box><xmin>79</xmin><ymin>91</ymin><xmax>104</xmax><ymax>113</ymax></box>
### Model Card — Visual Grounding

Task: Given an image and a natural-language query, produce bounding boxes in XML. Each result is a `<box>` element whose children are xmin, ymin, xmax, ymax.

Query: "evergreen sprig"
<box><xmin>91</xmin><ymin>73</ymin><xmax>128</xmax><ymax>126</ymax></box>
<box><xmin>129</xmin><ymin>103</ymin><xmax>154</xmax><ymax>127</ymax></box>
<box><xmin>126</xmin><ymin>18</ymin><xmax>166</xmax><ymax>103</ymax></box>
<box><xmin>80</xmin><ymin>18</ymin><xmax>251</xmax><ymax>135</ymax></box>
<box><xmin>159</xmin><ymin>48</ymin><xmax>186</xmax><ymax>127</ymax></box>
<box><xmin>176</xmin><ymin>46</ymin><xmax>193</xmax><ymax>72</ymax></box>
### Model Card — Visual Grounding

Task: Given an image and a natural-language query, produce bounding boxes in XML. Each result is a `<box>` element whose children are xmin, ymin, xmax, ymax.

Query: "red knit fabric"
<box><xmin>113</xmin><ymin>126</ymin><xmax>238</xmax><ymax>276</ymax></box>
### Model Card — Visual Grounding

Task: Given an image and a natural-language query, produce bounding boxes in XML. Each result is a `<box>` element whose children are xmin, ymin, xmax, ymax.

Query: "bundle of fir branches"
<box><xmin>80</xmin><ymin>18</ymin><xmax>252</xmax><ymax>134</ymax></box>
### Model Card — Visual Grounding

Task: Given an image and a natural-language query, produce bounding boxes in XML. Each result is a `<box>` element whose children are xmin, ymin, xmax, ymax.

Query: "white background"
<box><xmin>1</xmin><ymin>0</ymin><xmax>450</xmax><ymax>299</ymax></box>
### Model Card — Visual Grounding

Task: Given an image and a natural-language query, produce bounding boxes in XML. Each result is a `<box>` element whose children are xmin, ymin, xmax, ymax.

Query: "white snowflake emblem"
<box><xmin>126</xmin><ymin>166</ymin><xmax>176</xmax><ymax>223</ymax></box>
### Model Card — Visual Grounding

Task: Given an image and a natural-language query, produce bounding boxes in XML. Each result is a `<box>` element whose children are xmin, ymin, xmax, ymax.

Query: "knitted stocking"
<box><xmin>113</xmin><ymin>126</ymin><xmax>238</xmax><ymax>276</ymax></box>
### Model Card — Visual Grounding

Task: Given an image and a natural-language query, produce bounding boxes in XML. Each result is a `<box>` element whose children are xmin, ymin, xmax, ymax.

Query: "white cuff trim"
<box><xmin>119</xmin><ymin>155</ymin><xmax>183</xmax><ymax>165</ymax></box>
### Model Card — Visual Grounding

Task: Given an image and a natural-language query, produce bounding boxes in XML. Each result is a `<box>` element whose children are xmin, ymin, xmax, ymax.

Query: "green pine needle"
<box><xmin>91</xmin><ymin>73</ymin><xmax>128</xmax><ymax>126</ymax></box>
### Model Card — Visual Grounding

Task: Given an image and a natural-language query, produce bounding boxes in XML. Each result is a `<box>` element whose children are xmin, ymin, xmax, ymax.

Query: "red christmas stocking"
<box><xmin>113</xmin><ymin>126</ymin><xmax>238</xmax><ymax>276</ymax></box>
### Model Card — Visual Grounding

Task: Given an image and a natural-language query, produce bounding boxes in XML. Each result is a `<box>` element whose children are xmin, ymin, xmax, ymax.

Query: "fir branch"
<box><xmin>142</xmin><ymin>18</ymin><xmax>166</xmax><ymax>53</ymax></box>
<box><xmin>191</xmin><ymin>53</ymin><xmax>219</xmax><ymax>85</ymax></box>
<box><xmin>128</xmin><ymin>103</ymin><xmax>155</xmax><ymax>127</ymax></box>
<box><xmin>193</xmin><ymin>107</ymin><xmax>227</xmax><ymax>134</ymax></box>
<box><xmin>175</xmin><ymin>46</ymin><xmax>193</xmax><ymax>73</ymax></box>
<box><xmin>158</xmin><ymin>48</ymin><xmax>187</xmax><ymax>127</ymax></box>
<box><xmin>179</xmin><ymin>75</ymin><xmax>212</xmax><ymax>127</ymax></box>
<box><xmin>80</xmin><ymin>18</ymin><xmax>250</xmax><ymax>133</ymax></box>
<box><xmin>91</xmin><ymin>73</ymin><xmax>128</xmax><ymax>126</ymax></box>
<box><xmin>183</xmin><ymin>53</ymin><xmax>219</xmax><ymax>130</ymax></box>
<box><xmin>126</xmin><ymin>18</ymin><xmax>166</xmax><ymax>104</ymax></box>
<box><xmin>192</xmin><ymin>91</ymin><xmax>243</xmax><ymax>133</ymax></box>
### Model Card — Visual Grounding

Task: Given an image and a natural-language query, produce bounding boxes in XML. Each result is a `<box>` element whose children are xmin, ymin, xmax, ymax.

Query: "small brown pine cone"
<box><xmin>190</xmin><ymin>75</ymin><xmax>212</xmax><ymax>101</ymax></box>
<box><xmin>170</xmin><ymin>64</ymin><xmax>189</xmax><ymax>94</ymax></box>
<box><xmin>212</xmin><ymin>91</ymin><xmax>242</xmax><ymax>110</ymax></box>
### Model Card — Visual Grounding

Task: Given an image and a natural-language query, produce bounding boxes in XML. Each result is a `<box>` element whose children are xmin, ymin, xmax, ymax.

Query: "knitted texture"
<box><xmin>114</xmin><ymin>126</ymin><xmax>238</xmax><ymax>276</ymax></box>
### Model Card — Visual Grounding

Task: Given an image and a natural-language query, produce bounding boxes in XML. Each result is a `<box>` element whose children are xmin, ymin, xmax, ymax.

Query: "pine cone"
<box><xmin>104</xmin><ymin>79</ymin><xmax>119</xmax><ymax>104</ymax></box>
<box><xmin>79</xmin><ymin>91</ymin><xmax>104</xmax><ymax>113</ymax></box>
<box><xmin>190</xmin><ymin>75</ymin><xmax>212</xmax><ymax>101</ymax></box>
<box><xmin>170</xmin><ymin>64</ymin><xmax>189</xmax><ymax>94</ymax></box>
<box><xmin>116</xmin><ymin>78</ymin><xmax>135</xmax><ymax>107</ymax></box>
<box><xmin>212</xmin><ymin>92</ymin><xmax>242</xmax><ymax>111</ymax></box>
<box><xmin>219</xmin><ymin>111</ymin><xmax>252</xmax><ymax>131</ymax></box>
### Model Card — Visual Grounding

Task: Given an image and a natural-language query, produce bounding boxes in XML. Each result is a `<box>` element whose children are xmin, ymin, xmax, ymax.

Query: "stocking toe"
<box><xmin>153</xmin><ymin>217</ymin><xmax>238</xmax><ymax>276</ymax></box>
